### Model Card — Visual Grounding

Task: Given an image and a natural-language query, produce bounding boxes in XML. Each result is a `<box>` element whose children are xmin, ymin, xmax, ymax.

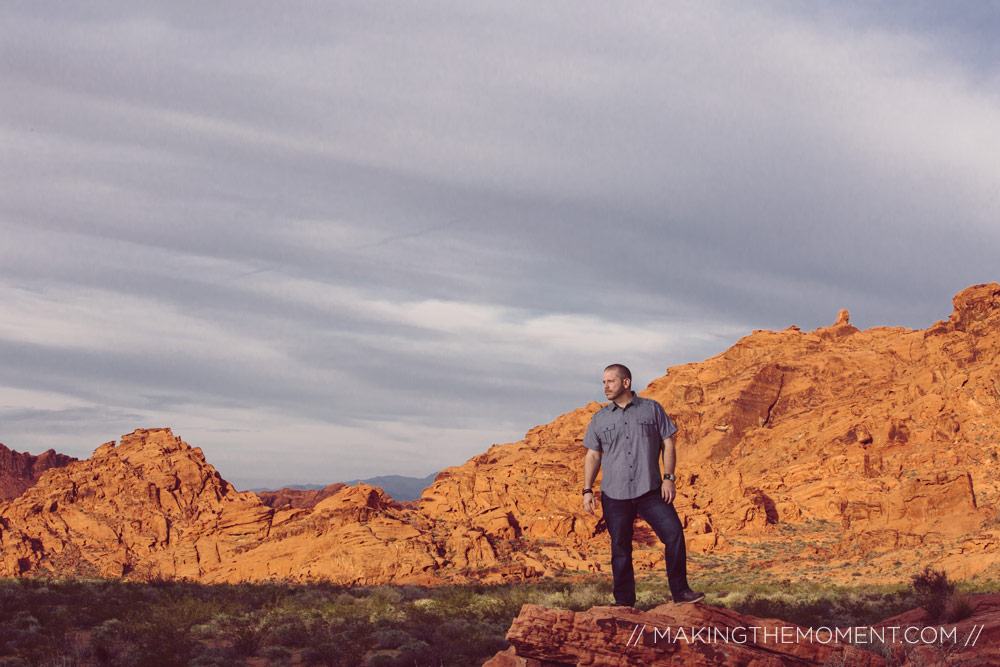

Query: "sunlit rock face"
<box><xmin>420</xmin><ymin>282</ymin><xmax>1000</xmax><ymax>583</ymax></box>
<box><xmin>0</xmin><ymin>429</ymin><xmax>443</xmax><ymax>584</ymax></box>
<box><xmin>3</xmin><ymin>283</ymin><xmax>1000</xmax><ymax>585</ymax></box>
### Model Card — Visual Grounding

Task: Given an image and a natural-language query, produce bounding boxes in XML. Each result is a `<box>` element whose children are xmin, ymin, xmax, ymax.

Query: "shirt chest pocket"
<box><xmin>639</xmin><ymin>419</ymin><xmax>657</xmax><ymax>437</ymax></box>
<box><xmin>601</xmin><ymin>423</ymin><xmax>618</xmax><ymax>447</ymax></box>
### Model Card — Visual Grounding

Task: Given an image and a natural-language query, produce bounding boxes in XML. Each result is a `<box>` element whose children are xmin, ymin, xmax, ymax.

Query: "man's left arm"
<box><xmin>661</xmin><ymin>436</ymin><xmax>677</xmax><ymax>503</ymax></box>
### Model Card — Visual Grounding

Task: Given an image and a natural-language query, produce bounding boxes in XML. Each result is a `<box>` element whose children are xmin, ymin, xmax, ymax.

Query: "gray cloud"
<box><xmin>2</xmin><ymin>1</ymin><xmax>998</xmax><ymax>488</ymax></box>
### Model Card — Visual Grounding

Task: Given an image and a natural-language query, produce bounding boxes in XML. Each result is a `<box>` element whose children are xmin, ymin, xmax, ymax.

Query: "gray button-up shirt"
<box><xmin>582</xmin><ymin>393</ymin><xmax>678</xmax><ymax>500</ymax></box>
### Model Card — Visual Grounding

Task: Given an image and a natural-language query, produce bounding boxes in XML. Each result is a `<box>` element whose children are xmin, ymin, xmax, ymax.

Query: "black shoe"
<box><xmin>674</xmin><ymin>590</ymin><xmax>705</xmax><ymax>605</ymax></box>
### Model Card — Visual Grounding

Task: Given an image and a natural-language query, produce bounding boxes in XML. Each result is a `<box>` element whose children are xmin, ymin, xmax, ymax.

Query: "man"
<box><xmin>581</xmin><ymin>363</ymin><xmax>704</xmax><ymax>607</ymax></box>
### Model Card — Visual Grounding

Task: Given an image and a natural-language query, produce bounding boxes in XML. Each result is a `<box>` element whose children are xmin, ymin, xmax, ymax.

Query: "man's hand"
<box><xmin>661</xmin><ymin>479</ymin><xmax>676</xmax><ymax>504</ymax></box>
<box><xmin>582</xmin><ymin>448</ymin><xmax>602</xmax><ymax>515</ymax></box>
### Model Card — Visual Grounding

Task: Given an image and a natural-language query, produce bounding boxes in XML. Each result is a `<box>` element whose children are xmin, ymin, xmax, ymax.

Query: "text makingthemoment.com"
<box><xmin>623</xmin><ymin>624</ymin><xmax>985</xmax><ymax>648</ymax></box>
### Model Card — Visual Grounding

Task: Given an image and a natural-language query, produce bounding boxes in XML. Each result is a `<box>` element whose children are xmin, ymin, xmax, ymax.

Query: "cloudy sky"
<box><xmin>2</xmin><ymin>1</ymin><xmax>998</xmax><ymax>490</ymax></box>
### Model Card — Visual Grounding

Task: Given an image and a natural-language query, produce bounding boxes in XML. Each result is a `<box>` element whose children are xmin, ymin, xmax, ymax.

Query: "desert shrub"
<box><xmin>363</xmin><ymin>653</ymin><xmax>396</xmax><ymax>667</ymax></box>
<box><xmin>429</xmin><ymin>586</ymin><xmax>478</xmax><ymax>618</ymax></box>
<box><xmin>364</xmin><ymin>586</ymin><xmax>405</xmax><ymax>622</ymax></box>
<box><xmin>262</xmin><ymin>608</ymin><xmax>311</xmax><ymax>648</ymax></box>
<box><xmin>1</xmin><ymin>612</ymin><xmax>41</xmax><ymax>658</ymax></box>
<box><xmin>370</xmin><ymin>623</ymin><xmax>410</xmax><ymax>650</ymax></box>
<box><xmin>394</xmin><ymin>638</ymin><xmax>435</xmax><ymax>666</ymax></box>
<box><xmin>430</xmin><ymin>618</ymin><xmax>508</xmax><ymax>667</ymax></box>
<box><xmin>947</xmin><ymin>592</ymin><xmax>974</xmax><ymax>622</ymax></box>
<box><xmin>536</xmin><ymin>589</ymin><xmax>571</xmax><ymax>609</ymax></box>
<box><xmin>189</xmin><ymin>645</ymin><xmax>243</xmax><ymax>667</ymax></box>
<box><xmin>300</xmin><ymin>616</ymin><xmax>373</xmax><ymax>667</ymax></box>
<box><xmin>214</xmin><ymin>613</ymin><xmax>267</xmax><ymax>657</ymax></box>
<box><xmin>569</xmin><ymin>583</ymin><xmax>611</xmax><ymax>609</ymax></box>
<box><xmin>259</xmin><ymin>644</ymin><xmax>293</xmax><ymax>664</ymax></box>
<box><xmin>910</xmin><ymin>565</ymin><xmax>954</xmax><ymax>622</ymax></box>
<box><xmin>90</xmin><ymin>618</ymin><xmax>141</xmax><ymax>666</ymax></box>
<box><xmin>316</xmin><ymin>592</ymin><xmax>366</xmax><ymax>622</ymax></box>
<box><xmin>635</xmin><ymin>588</ymin><xmax>671</xmax><ymax>609</ymax></box>
<box><xmin>722</xmin><ymin>587</ymin><xmax>919</xmax><ymax>630</ymax></box>
<box><xmin>187</xmin><ymin>642</ymin><xmax>243</xmax><ymax>667</ymax></box>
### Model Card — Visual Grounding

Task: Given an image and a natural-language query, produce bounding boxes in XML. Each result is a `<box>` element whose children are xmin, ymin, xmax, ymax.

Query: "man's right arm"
<box><xmin>582</xmin><ymin>448</ymin><xmax>601</xmax><ymax>514</ymax></box>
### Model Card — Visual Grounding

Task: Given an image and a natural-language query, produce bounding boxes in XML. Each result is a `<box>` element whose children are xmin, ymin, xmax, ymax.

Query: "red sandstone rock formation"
<box><xmin>421</xmin><ymin>282</ymin><xmax>1000</xmax><ymax>584</ymax></box>
<box><xmin>256</xmin><ymin>483</ymin><xmax>346</xmax><ymax>509</ymax></box>
<box><xmin>0</xmin><ymin>443</ymin><xmax>76</xmax><ymax>502</ymax></box>
<box><xmin>485</xmin><ymin>602</ymin><xmax>884</xmax><ymax>666</ymax></box>
<box><xmin>2</xmin><ymin>284</ymin><xmax>1000</xmax><ymax>586</ymax></box>
<box><xmin>487</xmin><ymin>594</ymin><xmax>1000</xmax><ymax>666</ymax></box>
<box><xmin>0</xmin><ymin>430</ymin><xmax>443</xmax><ymax>584</ymax></box>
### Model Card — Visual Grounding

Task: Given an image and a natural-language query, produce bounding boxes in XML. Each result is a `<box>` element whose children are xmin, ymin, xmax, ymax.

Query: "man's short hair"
<box><xmin>604</xmin><ymin>364</ymin><xmax>632</xmax><ymax>381</ymax></box>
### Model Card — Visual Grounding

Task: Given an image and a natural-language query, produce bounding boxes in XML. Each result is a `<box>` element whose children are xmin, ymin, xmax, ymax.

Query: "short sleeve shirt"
<box><xmin>581</xmin><ymin>394</ymin><xmax>678</xmax><ymax>500</ymax></box>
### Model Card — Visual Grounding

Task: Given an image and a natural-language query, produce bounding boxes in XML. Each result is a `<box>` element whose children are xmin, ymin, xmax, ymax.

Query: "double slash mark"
<box><xmin>626</xmin><ymin>624</ymin><xmax>646</xmax><ymax>647</ymax></box>
<box><xmin>964</xmin><ymin>624</ymin><xmax>984</xmax><ymax>647</ymax></box>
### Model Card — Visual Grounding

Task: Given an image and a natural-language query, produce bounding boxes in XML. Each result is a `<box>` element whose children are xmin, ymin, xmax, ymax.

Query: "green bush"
<box><xmin>263</xmin><ymin>609</ymin><xmax>311</xmax><ymax>648</ymax></box>
<box><xmin>910</xmin><ymin>565</ymin><xmax>955</xmax><ymax>622</ymax></box>
<box><xmin>90</xmin><ymin>618</ymin><xmax>132</xmax><ymax>665</ymax></box>
<box><xmin>394</xmin><ymin>638</ymin><xmax>435</xmax><ymax>666</ymax></box>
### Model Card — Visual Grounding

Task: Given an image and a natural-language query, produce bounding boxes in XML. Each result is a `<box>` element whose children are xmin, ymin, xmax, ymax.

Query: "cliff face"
<box><xmin>419</xmin><ymin>282</ymin><xmax>1000</xmax><ymax>583</ymax></box>
<box><xmin>0</xmin><ymin>429</ymin><xmax>443</xmax><ymax>584</ymax></box>
<box><xmin>0</xmin><ymin>443</ymin><xmax>76</xmax><ymax>502</ymax></box>
<box><xmin>2</xmin><ymin>284</ymin><xmax>999</xmax><ymax>585</ymax></box>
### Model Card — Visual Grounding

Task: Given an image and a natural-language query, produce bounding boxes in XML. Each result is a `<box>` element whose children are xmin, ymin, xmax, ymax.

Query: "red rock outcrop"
<box><xmin>3</xmin><ymin>284</ymin><xmax>1000</xmax><ymax>586</ymax></box>
<box><xmin>488</xmin><ymin>594</ymin><xmax>1000</xmax><ymax>666</ymax></box>
<box><xmin>485</xmin><ymin>602</ymin><xmax>884</xmax><ymax>666</ymax></box>
<box><xmin>0</xmin><ymin>443</ymin><xmax>76</xmax><ymax>502</ymax></box>
<box><xmin>874</xmin><ymin>592</ymin><xmax>1000</xmax><ymax>665</ymax></box>
<box><xmin>420</xmin><ymin>283</ymin><xmax>1000</xmax><ymax>584</ymax></box>
<box><xmin>0</xmin><ymin>429</ymin><xmax>444</xmax><ymax>584</ymax></box>
<box><xmin>256</xmin><ymin>483</ymin><xmax>346</xmax><ymax>509</ymax></box>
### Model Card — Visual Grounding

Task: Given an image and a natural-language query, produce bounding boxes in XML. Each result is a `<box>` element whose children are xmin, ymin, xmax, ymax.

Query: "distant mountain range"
<box><xmin>250</xmin><ymin>472</ymin><xmax>439</xmax><ymax>502</ymax></box>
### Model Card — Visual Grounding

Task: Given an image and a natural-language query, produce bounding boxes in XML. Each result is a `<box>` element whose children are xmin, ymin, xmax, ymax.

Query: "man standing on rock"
<box><xmin>581</xmin><ymin>363</ymin><xmax>704</xmax><ymax>607</ymax></box>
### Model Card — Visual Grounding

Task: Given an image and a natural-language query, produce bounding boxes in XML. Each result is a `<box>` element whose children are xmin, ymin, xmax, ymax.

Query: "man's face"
<box><xmin>603</xmin><ymin>369</ymin><xmax>631</xmax><ymax>402</ymax></box>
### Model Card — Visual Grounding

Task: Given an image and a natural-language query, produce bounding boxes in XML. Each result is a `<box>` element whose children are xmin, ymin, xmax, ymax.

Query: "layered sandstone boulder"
<box><xmin>488</xmin><ymin>594</ymin><xmax>1000</xmax><ymax>666</ymax></box>
<box><xmin>485</xmin><ymin>602</ymin><xmax>884</xmax><ymax>666</ymax></box>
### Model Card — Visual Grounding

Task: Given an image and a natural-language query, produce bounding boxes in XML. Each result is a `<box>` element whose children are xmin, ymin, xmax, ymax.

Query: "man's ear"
<box><xmin>623</xmin><ymin>377</ymin><xmax>631</xmax><ymax>389</ymax></box>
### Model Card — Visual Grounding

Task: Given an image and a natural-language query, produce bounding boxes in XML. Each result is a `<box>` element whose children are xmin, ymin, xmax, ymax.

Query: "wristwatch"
<box><xmin>582</xmin><ymin>488</ymin><xmax>594</xmax><ymax>496</ymax></box>
<box><xmin>662</xmin><ymin>473</ymin><xmax>676</xmax><ymax>482</ymax></box>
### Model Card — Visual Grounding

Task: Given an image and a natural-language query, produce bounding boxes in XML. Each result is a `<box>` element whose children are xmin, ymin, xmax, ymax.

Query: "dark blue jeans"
<box><xmin>602</xmin><ymin>488</ymin><xmax>690</xmax><ymax>606</ymax></box>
